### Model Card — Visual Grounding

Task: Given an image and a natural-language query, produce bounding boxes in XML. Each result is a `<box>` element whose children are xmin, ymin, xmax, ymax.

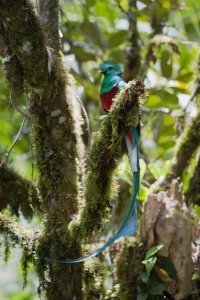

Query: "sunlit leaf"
<box><xmin>145</xmin><ymin>244</ymin><xmax>164</xmax><ymax>259</ymax></box>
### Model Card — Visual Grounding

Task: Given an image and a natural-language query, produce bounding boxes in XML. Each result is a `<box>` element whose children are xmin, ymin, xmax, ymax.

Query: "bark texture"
<box><xmin>141</xmin><ymin>180</ymin><xmax>192</xmax><ymax>299</ymax></box>
<box><xmin>0</xmin><ymin>1</ymin><xmax>82</xmax><ymax>298</ymax></box>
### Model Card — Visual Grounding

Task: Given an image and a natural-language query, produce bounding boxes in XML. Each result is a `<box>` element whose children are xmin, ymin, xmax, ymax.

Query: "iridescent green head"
<box><xmin>99</xmin><ymin>61</ymin><xmax>124</xmax><ymax>76</ymax></box>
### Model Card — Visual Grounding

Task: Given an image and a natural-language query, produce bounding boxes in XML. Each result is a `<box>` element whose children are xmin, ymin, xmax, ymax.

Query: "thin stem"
<box><xmin>0</xmin><ymin>117</ymin><xmax>26</xmax><ymax>168</ymax></box>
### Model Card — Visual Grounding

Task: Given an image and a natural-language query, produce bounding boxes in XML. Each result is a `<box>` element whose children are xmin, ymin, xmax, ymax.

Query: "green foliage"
<box><xmin>139</xmin><ymin>245</ymin><xmax>177</xmax><ymax>299</ymax></box>
<box><xmin>0</xmin><ymin>0</ymin><xmax>200</xmax><ymax>298</ymax></box>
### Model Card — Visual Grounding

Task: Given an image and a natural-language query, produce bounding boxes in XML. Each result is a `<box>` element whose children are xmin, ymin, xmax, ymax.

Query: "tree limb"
<box><xmin>39</xmin><ymin>0</ymin><xmax>60</xmax><ymax>52</ymax></box>
<box><xmin>0</xmin><ymin>165</ymin><xmax>40</xmax><ymax>218</ymax></box>
<box><xmin>161</xmin><ymin>111</ymin><xmax>200</xmax><ymax>188</ymax></box>
<box><xmin>0</xmin><ymin>1</ymin><xmax>82</xmax><ymax>298</ymax></box>
<box><xmin>71</xmin><ymin>80</ymin><xmax>145</xmax><ymax>240</ymax></box>
<box><xmin>0</xmin><ymin>212</ymin><xmax>34</xmax><ymax>248</ymax></box>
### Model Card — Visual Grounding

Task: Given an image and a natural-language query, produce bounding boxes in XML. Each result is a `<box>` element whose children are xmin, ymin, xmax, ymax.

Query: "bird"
<box><xmin>99</xmin><ymin>61</ymin><xmax>140</xmax><ymax>174</ymax></box>
<box><xmin>98</xmin><ymin>62</ymin><xmax>140</xmax><ymax>240</ymax></box>
<box><xmin>45</xmin><ymin>62</ymin><xmax>140</xmax><ymax>264</ymax></box>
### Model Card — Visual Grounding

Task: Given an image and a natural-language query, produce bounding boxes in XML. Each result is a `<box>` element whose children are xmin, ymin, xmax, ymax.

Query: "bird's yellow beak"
<box><xmin>97</xmin><ymin>69</ymin><xmax>103</xmax><ymax>74</ymax></box>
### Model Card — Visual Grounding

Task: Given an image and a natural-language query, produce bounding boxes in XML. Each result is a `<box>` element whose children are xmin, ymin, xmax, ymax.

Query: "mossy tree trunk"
<box><xmin>0</xmin><ymin>1</ymin><xmax>144</xmax><ymax>299</ymax></box>
<box><xmin>0</xmin><ymin>0</ymin><xmax>82</xmax><ymax>298</ymax></box>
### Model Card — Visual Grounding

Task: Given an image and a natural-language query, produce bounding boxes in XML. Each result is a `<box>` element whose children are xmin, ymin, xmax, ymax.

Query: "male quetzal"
<box><xmin>99</xmin><ymin>61</ymin><xmax>140</xmax><ymax>174</ymax></box>
<box><xmin>46</xmin><ymin>62</ymin><xmax>140</xmax><ymax>264</ymax></box>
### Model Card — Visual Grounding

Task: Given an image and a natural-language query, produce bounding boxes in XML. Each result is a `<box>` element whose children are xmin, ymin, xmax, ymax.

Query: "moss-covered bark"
<box><xmin>0</xmin><ymin>2</ymin><xmax>145</xmax><ymax>299</ymax></box>
<box><xmin>0</xmin><ymin>165</ymin><xmax>40</xmax><ymax>218</ymax></box>
<box><xmin>71</xmin><ymin>80</ymin><xmax>145</xmax><ymax>241</ymax></box>
<box><xmin>124</xmin><ymin>0</ymin><xmax>141</xmax><ymax>81</ymax></box>
<box><xmin>39</xmin><ymin>0</ymin><xmax>60</xmax><ymax>51</ymax></box>
<box><xmin>186</xmin><ymin>155</ymin><xmax>200</xmax><ymax>205</ymax></box>
<box><xmin>162</xmin><ymin>111</ymin><xmax>200</xmax><ymax>188</ymax></box>
<box><xmin>0</xmin><ymin>212</ymin><xmax>36</xmax><ymax>282</ymax></box>
<box><xmin>115</xmin><ymin>239</ymin><xmax>144</xmax><ymax>300</ymax></box>
<box><xmin>0</xmin><ymin>1</ymin><xmax>82</xmax><ymax>299</ymax></box>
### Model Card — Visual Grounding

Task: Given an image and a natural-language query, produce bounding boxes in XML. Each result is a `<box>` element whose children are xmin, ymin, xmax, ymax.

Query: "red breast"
<box><xmin>100</xmin><ymin>84</ymin><xmax>119</xmax><ymax>112</ymax></box>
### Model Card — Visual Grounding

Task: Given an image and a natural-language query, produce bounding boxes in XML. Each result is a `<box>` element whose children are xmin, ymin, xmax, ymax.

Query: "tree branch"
<box><xmin>185</xmin><ymin>148</ymin><xmax>200</xmax><ymax>205</ymax></box>
<box><xmin>71</xmin><ymin>80</ymin><xmax>145</xmax><ymax>240</ymax></box>
<box><xmin>0</xmin><ymin>165</ymin><xmax>40</xmax><ymax>218</ymax></box>
<box><xmin>0</xmin><ymin>212</ymin><xmax>34</xmax><ymax>248</ymax></box>
<box><xmin>0</xmin><ymin>1</ymin><xmax>82</xmax><ymax>298</ymax></box>
<box><xmin>161</xmin><ymin>111</ymin><xmax>200</xmax><ymax>188</ymax></box>
<box><xmin>123</xmin><ymin>0</ymin><xmax>141</xmax><ymax>81</ymax></box>
<box><xmin>39</xmin><ymin>0</ymin><xmax>60</xmax><ymax>52</ymax></box>
<box><xmin>0</xmin><ymin>0</ymin><xmax>48</xmax><ymax>90</ymax></box>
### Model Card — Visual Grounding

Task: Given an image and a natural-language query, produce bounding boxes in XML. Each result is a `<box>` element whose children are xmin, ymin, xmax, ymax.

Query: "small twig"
<box><xmin>0</xmin><ymin>117</ymin><xmax>26</xmax><ymax>168</ymax></box>
<box><xmin>9</xmin><ymin>91</ymin><xmax>31</xmax><ymax>120</ymax></box>
<box><xmin>76</xmin><ymin>95</ymin><xmax>91</xmax><ymax>141</ymax></box>
<box><xmin>142</xmin><ymin>107</ymin><xmax>171</xmax><ymax>114</ymax></box>
<box><xmin>28</xmin><ymin>123</ymin><xmax>35</xmax><ymax>199</ymax></box>
<box><xmin>183</xmin><ymin>79</ymin><xmax>200</xmax><ymax>112</ymax></box>
<box><xmin>173</xmin><ymin>209</ymin><xmax>198</xmax><ymax>226</ymax></box>
<box><xmin>116</xmin><ymin>1</ymin><xmax>135</xmax><ymax>21</ymax></box>
<box><xmin>141</xmin><ymin>179</ymin><xmax>151</xmax><ymax>187</ymax></box>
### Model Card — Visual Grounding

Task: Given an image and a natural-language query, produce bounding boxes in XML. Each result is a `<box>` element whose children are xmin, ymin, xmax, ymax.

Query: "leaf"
<box><xmin>149</xmin><ymin>280</ymin><xmax>165</xmax><ymax>295</ymax></box>
<box><xmin>155</xmin><ymin>266</ymin><xmax>172</xmax><ymax>283</ymax></box>
<box><xmin>140</xmin><ymin>272</ymin><xmax>149</xmax><ymax>283</ymax></box>
<box><xmin>146</xmin><ymin>244</ymin><xmax>164</xmax><ymax>259</ymax></box>
<box><xmin>140</xmin><ymin>159</ymin><xmax>147</xmax><ymax>179</ymax></box>
<box><xmin>108</xmin><ymin>30</ymin><xmax>128</xmax><ymax>47</ymax></box>
<box><xmin>158</xmin><ymin>256</ymin><xmax>177</xmax><ymax>279</ymax></box>
<box><xmin>194</xmin><ymin>205</ymin><xmax>200</xmax><ymax>219</ymax></box>
<box><xmin>142</xmin><ymin>256</ymin><xmax>157</xmax><ymax>274</ymax></box>
<box><xmin>82</xmin><ymin>20</ymin><xmax>102</xmax><ymax>45</ymax></box>
<box><xmin>163</xmin><ymin>114</ymin><xmax>174</xmax><ymax>127</ymax></box>
<box><xmin>139</xmin><ymin>184</ymin><xmax>149</xmax><ymax>202</ymax></box>
<box><xmin>161</xmin><ymin>49</ymin><xmax>172</xmax><ymax>78</ymax></box>
<box><xmin>148</xmin><ymin>163</ymin><xmax>161</xmax><ymax>179</ymax></box>
<box><xmin>154</xmin><ymin>90</ymin><xmax>179</xmax><ymax>109</ymax></box>
<box><xmin>137</xmin><ymin>292</ymin><xmax>149</xmax><ymax>300</ymax></box>
<box><xmin>118</xmin><ymin>0</ymin><xmax>129</xmax><ymax>11</ymax></box>
<box><xmin>145</xmin><ymin>94</ymin><xmax>160</xmax><ymax>108</ymax></box>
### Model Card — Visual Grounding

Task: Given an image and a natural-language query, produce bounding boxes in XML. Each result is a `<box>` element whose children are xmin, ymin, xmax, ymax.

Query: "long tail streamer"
<box><xmin>46</xmin><ymin>127</ymin><xmax>140</xmax><ymax>264</ymax></box>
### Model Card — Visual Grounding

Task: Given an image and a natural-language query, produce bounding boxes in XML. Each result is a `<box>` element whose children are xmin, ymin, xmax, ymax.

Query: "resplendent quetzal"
<box><xmin>45</xmin><ymin>62</ymin><xmax>140</xmax><ymax>264</ymax></box>
<box><xmin>99</xmin><ymin>61</ymin><xmax>140</xmax><ymax>174</ymax></box>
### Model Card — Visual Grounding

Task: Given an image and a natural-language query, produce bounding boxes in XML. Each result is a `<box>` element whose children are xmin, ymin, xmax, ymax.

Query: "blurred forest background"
<box><xmin>0</xmin><ymin>0</ymin><xmax>200</xmax><ymax>299</ymax></box>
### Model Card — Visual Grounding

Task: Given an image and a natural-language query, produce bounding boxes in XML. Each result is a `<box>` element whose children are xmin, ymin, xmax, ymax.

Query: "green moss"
<box><xmin>0</xmin><ymin>212</ymin><xmax>35</xmax><ymax>286</ymax></box>
<box><xmin>0</xmin><ymin>165</ymin><xmax>40</xmax><ymax>218</ymax></box>
<box><xmin>163</xmin><ymin>111</ymin><xmax>200</xmax><ymax>187</ymax></box>
<box><xmin>115</xmin><ymin>238</ymin><xmax>144</xmax><ymax>300</ymax></box>
<box><xmin>83</xmin><ymin>259</ymin><xmax>103</xmax><ymax>300</ymax></box>
<box><xmin>0</xmin><ymin>1</ymin><xmax>83</xmax><ymax>297</ymax></box>
<box><xmin>186</xmin><ymin>154</ymin><xmax>200</xmax><ymax>205</ymax></box>
<box><xmin>71</xmin><ymin>80</ymin><xmax>145</xmax><ymax>241</ymax></box>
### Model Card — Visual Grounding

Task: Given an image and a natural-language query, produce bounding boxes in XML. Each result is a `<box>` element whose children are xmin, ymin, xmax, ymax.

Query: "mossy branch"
<box><xmin>0</xmin><ymin>165</ymin><xmax>40</xmax><ymax>218</ymax></box>
<box><xmin>0</xmin><ymin>212</ymin><xmax>34</xmax><ymax>246</ymax></box>
<box><xmin>115</xmin><ymin>238</ymin><xmax>144</xmax><ymax>299</ymax></box>
<box><xmin>185</xmin><ymin>154</ymin><xmax>200</xmax><ymax>205</ymax></box>
<box><xmin>0</xmin><ymin>1</ymin><xmax>82</xmax><ymax>298</ymax></box>
<box><xmin>0</xmin><ymin>0</ymin><xmax>48</xmax><ymax>90</ymax></box>
<box><xmin>161</xmin><ymin>111</ymin><xmax>200</xmax><ymax>188</ymax></box>
<box><xmin>0</xmin><ymin>212</ymin><xmax>38</xmax><ymax>284</ymax></box>
<box><xmin>39</xmin><ymin>0</ymin><xmax>60</xmax><ymax>52</ymax></box>
<box><xmin>71</xmin><ymin>80</ymin><xmax>145</xmax><ymax>240</ymax></box>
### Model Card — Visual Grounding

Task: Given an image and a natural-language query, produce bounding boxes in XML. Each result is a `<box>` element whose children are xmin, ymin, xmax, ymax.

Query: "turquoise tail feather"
<box><xmin>46</xmin><ymin>128</ymin><xmax>140</xmax><ymax>264</ymax></box>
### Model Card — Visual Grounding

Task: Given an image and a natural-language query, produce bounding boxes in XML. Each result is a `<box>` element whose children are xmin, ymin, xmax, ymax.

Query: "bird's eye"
<box><xmin>108</xmin><ymin>66</ymin><xmax>112</xmax><ymax>70</ymax></box>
